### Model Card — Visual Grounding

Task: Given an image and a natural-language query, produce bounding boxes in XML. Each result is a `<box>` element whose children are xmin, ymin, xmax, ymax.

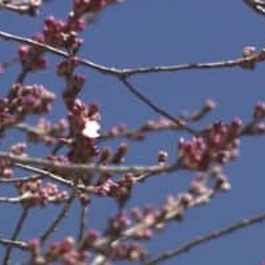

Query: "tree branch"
<box><xmin>0</xmin><ymin>29</ymin><xmax>261</xmax><ymax>78</ymax></box>
<box><xmin>0</xmin><ymin>151</ymin><xmax>178</xmax><ymax>175</ymax></box>
<box><xmin>2</xmin><ymin>206</ymin><xmax>29</xmax><ymax>265</ymax></box>
<box><xmin>0</xmin><ymin>29</ymin><xmax>120</xmax><ymax>76</ymax></box>
<box><xmin>242</xmin><ymin>0</ymin><xmax>265</xmax><ymax>16</ymax></box>
<box><xmin>40</xmin><ymin>189</ymin><xmax>76</xmax><ymax>244</ymax></box>
<box><xmin>120</xmin><ymin>77</ymin><xmax>198</xmax><ymax>136</ymax></box>
<box><xmin>145</xmin><ymin>211</ymin><xmax>265</xmax><ymax>265</ymax></box>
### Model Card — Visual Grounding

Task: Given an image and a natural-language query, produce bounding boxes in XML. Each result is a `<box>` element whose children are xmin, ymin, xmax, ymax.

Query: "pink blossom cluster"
<box><xmin>0</xmin><ymin>84</ymin><xmax>55</xmax><ymax>137</ymax></box>
<box><xmin>26</xmin><ymin>117</ymin><xmax>69</xmax><ymax>145</ymax></box>
<box><xmin>27</xmin><ymin>233</ymin><xmax>145</xmax><ymax>264</ymax></box>
<box><xmin>16</xmin><ymin>180</ymin><xmax>69</xmax><ymax>207</ymax></box>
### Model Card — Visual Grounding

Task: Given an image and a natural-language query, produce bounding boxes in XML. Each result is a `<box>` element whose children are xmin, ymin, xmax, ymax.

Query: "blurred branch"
<box><xmin>0</xmin><ymin>236</ymin><xmax>27</xmax><ymax>250</ymax></box>
<box><xmin>13</xmin><ymin>163</ymin><xmax>94</xmax><ymax>193</ymax></box>
<box><xmin>145</xmin><ymin>211</ymin><xmax>265</xmax><ymax>265</ymax></box>
<box><xmin>0</xmin><ymin>174</ymin><xmax>42</xmax><ymax>183</ymax></box>
<box><xmin>78</xmin><ymin>204</ymin><xmax>89</xmax><ymax>244</ymax></box>
<box><xmin>0</xmin><ymin>0</ymin><xmax>42</xmax><ymax>16</ymax></box>
<box><xmin>40</xmin><ymin>188</ymin><xmax>76</xmax><ymax>244</ymax></box>
<box><xmin>243</xmin><ymin>0</ymin><xmax>265</xmax><ymax>16</ymax></box>
<box><xmin>90</xmin><ymin>189</ymin><xmax>217</xmax><ymax>265</ymax></box>
<box><xmin>2</xmin><ymin>206</ymin><xmax>29</xmax><ymax>265</ymax></box>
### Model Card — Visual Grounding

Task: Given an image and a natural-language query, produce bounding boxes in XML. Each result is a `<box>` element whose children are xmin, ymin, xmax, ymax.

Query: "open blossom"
<box><xmin>82</xmin><ymin>120</ymin><xmax>100</xmax><ymax>138</ymax></box>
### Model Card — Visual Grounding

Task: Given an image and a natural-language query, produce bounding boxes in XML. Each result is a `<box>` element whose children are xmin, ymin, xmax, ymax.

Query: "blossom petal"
<box><xmin>82</xmin><ymin>120</ymin><xmax>100</xmax><ymax>138</ymax></box>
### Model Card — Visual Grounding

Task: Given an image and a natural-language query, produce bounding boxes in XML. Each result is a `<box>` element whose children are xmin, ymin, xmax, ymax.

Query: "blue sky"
<box><xmin>0</xmin><ymin>1</ymin><xmax>265</xmax><ymax>264</ymax></box>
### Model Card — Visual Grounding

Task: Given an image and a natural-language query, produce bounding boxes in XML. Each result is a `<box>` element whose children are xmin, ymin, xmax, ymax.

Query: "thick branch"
<box><xmin>0</xmin><ymin>152</ymin><xmax>178</xmax><ymax>175</ymax></box>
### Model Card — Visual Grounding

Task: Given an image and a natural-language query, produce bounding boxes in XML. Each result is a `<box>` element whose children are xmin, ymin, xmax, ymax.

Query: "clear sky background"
<box><xmin>1</xmin><ymin>1</ymin><xmax>265</xmax><ymax>264</ymax></box>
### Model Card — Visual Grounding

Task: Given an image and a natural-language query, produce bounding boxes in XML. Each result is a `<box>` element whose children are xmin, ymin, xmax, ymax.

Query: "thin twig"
<box><xmin>78</xmin><ymin>204</ymin><xmax>89</xmax><ymax>244</ymax></box>
<box><xmin>121</xmin><ymin>58</ymin><xmax>246</xmax><ymax>77</ymax></box>
<box><xmin>14</xmin><ymin>163</ymin><xmax>94</xmax><ymax>193</ymax></box>
<box><xmin>0</xmin><ymin>174</ymin><xmax>42</xmax><ymax>183</ymax></box>
<box><xmin>120</xmin><ymin>77</ymin><xmax>198</xmax><ymax>135</ymax></box>
<box><xmin>14</xmin><ymin>163</ymin><xmax>77</xmax><ymax>187</ymax></box>
<box><xmin>2</xmin><ymin>206</ymin><xmax>29</xmax><ymax>265</ymax></box>
<box><xmin>40</xmin><ymin>189</ymin><xmax>76</xmax><ymax>244</ymax></box>
<box><xmin>145</xmin><ymin>211</ymin><xmax>265</xmax><ymax>265</ymax></box>
<box><xmin>0</xmin><ymin>30</ymin><xmax>120</xmax><ymax>76</ymax></box>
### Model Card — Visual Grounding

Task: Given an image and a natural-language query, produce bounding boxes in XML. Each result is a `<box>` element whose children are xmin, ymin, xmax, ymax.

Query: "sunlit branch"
<box><xmin>0</xmin><ymin>237</ymin><xmax>27</xmax><ymax>250</ymax></box>
<box><xmin>0</xmin><ymin>1</ymin><xmax>40</xmax><ymax>16</ymax></box>
<box><xmin>14</xmin><ymin>163</ymin><xmax>94</xmax><ymax>193</ymax></box>
<box><xmin>0</xmin><ymin>174</ymin><xmax>42</xmax><ymax>183</ymax></box>
<box><xmin>14</xmin><ymin>123</ymin><xmax>48</xmax><ymax>136</ymax></box>
<box><xmin>0</xmin><ymin>152</ymin><xmax>178</xmax><ymax>175</ymax></box>
<box><xmin>243</xmin><ymin>0</ymin><xmax>265</xmax><ymax>16</ymax></box>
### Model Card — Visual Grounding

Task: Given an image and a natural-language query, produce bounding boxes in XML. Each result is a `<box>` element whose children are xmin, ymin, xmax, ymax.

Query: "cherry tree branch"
<box><xmin>0</xmin><ymin>151</ymin><xmax>179</xmax><ymax>175</ymax></box>
<box><xmin>120</xmin><ymin>77</ymin><xmax>198</xmax><ymax>136</ymax></box>
<box><xmin>0</xmin><ymin>29</ymin><xmax>120</xmax><ymax>76</ymax></box>
<box><xmin>243</xmin><ymin>0</ymin><xmax>265</xmax><ymax>16</ymax></box>
<box><xmin>0</xmin><ymin>29</ymin><xmax>261</xmax><ymax>78</ymax></box>
<box><xmin>145</xmin><ymin>211</ymin><xmax>265</xmax><ymax>265</ymax></box>
<box><xmin>2</xmin><ymin>206</ymin><xmax>29</xmax><ymax>265</ymax></box>
<box><xmin>0</xmin><ymin>174</ymin><xmax>42</xmax><ymax>183</ymax></box>
<box><xmin>0</xmin><ymin>0</ymin><xmax>41</xmax><ymax>16</ymax></box>
<box><xmin>39</xmin><ymin>188</ymin><xmax>77</xmax><ymax>244</ymax></box>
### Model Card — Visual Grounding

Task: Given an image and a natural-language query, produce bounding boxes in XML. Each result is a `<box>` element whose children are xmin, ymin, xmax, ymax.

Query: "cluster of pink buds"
<box><xmin>72</xmin><ymin>0</ymin><xmax>122</xmax><ymax>25</ymax></box>
<box><xmin>0</xmin><ymin>159</ymin><xmax>13</xmax><ymax>179</ymax></box>
<box><xmin>0</xmin><ymin>84</ymin><xmax>55</xmax><ymax>136</ymax></box>
<box><xmin>157</xmin><ymin>150</ymin><xmax>168</xmax><ymax>165</ymax></box>
<box><xmin>253</xmin><ymin>101</ymin><xmax>265</xmax><ymax>121</ymax></box>
<box><xmin>16</xmin><ymin>180</ymin><xmax>69</xmax><ymax>207</ymax></box>
<box><xmin>110</xmin><ymin>173</ymin><xmax>231</xmax><ymax>241</ymax></box>
<box><xmin>178</xmin><ymin>119</ymin><xmax>242</xmax><ymax>171</ymax></box>
<box><xmin>18</xmin><ymin>42</ymin><xmax>47</xmax><ymax>72</ymax></box>
<box><xmin>0</xmin><ymin>143</ymin><xmax>27</xmax><ymax>179</ymax></box>
<box><xmin>9</xmin><ymin>83</ymin><xmax>55</xmax><ymax>116</ymax></box>
<box><xmin>28</xmin><ymin>237</ymin><xmax>88</xmax><ymax>265</ymax></box>
<box><xmin>10</xmin><ymin>142</ymin><xmax>27</xmax><ymax>156</ymax></box>
<box><xmin>105</xmin><ymin>211</ymin><xmax>132</xmax><ymax>236</ymax></box>
<box><xmin>93</xmin><ymin>172</ymin><xmax>135</xmax><ymax>206</ymax></box>
<box><xmin>66</xmin><ymin>99</ymin><xmax>100</xmax><ymax>162</ymax></box>
<box><xmin>130</xmin><ymin>206</ymin><xmax>156</xmax><ymax>240</ymax></box>
<box><xmin>43</xmin><ymin>16</ymin><xmax>67</xmax><ymax>47</ymax></box>
<box><xmin>26</xmin><ymin>117</ymin><xmax>68</xmax><ymax>145</ymax></box>
<box><xmin>44</xmin><ymin>16</ymin><xmax>84</xmax><ymax>53</ymax></box>
<box><xmin>81</xmin><ymin>229</ymin><xmax>146</xmax><ymax>262</ymax></box>
<box><xmin>111</xmin><ymin>242</ymin><xmax>146</xmax><ymax>262</ymax></box>
<box><xmin>240</xmin><ymin>45</ymin><xmax>265</xmax><ymax>70</ymax></box>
